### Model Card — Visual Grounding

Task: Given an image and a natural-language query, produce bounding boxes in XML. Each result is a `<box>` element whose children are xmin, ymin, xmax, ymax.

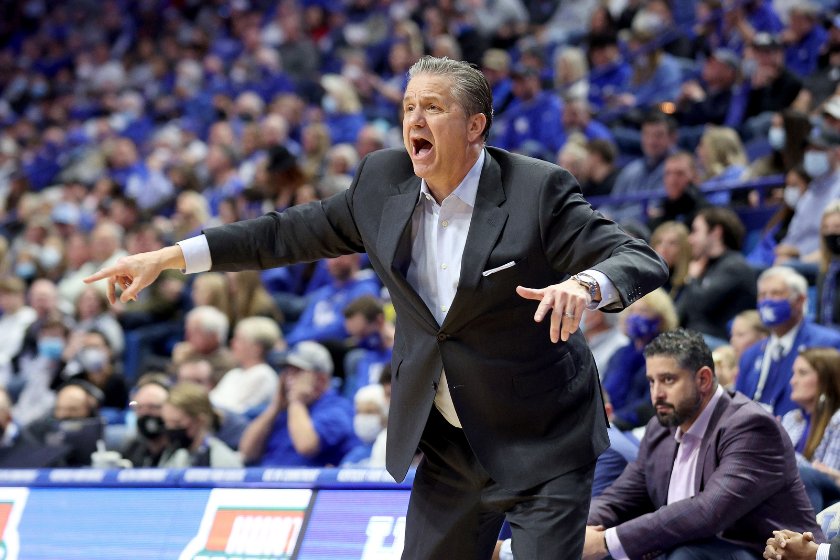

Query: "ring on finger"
<box><xmin>563</xmin><ymin>312</ymin><xmax>574</xmax><ymax>318</ymax></box>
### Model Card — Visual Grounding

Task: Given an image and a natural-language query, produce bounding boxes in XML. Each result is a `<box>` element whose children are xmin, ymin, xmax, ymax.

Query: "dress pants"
<box><xmin>402</xmin><ymin>406</ymin><xmax>596</xmax><ymax>560</ymax></box>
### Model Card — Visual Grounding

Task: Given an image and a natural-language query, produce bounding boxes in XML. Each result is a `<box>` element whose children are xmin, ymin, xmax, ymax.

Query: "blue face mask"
<box><xmin>357</xmin><ymin>332</ymin><xmax>382</xmax><ymax>351</ymax></box>
<box><xmin>38</xmin><ymin>337</ymin><xmax>64</xmax><ymax>361</ymax></box>
<box><xmin>625</xmin><ymin>315</ymin><xmax>660</xmax><ymax>341</ymax></box>
<box><xmin>14</xmin><ymin>261</ymin><xmax>36</xmax><ymax>280</ymax></box>
<box><xmin>758</xmin><ymin>298</ymin><xmax>793</xmax><ymax>327</ymax></box>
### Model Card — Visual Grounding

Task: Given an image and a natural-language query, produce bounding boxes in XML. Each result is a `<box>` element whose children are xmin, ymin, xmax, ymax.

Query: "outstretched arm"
<box><xmin>84</xmin><ymin>245</ymin><xmax>186</xmax><ymax>304</ymax></box>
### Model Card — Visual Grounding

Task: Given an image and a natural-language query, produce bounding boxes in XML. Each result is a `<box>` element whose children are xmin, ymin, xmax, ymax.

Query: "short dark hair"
<box><xmin>587</xmin><ymin>139</ymin><xmax>617</xmax><ymax>166</ymax></box>
<box><xmin>698</xmin><ymin>207</ymin><xmax>746</xmax><ymax>251</ymax></box>
<box><xmin>643</xmin><ymin>329</ymin><xmax>716</xmax><ymax>378</ymax></box>
<box><xmin>343</xmin><ymin>295</ymin><xmax>384</xmax><ymax>322</ymax></box>
<box><xmin>642</xmin><ymin>110</ymin><xmax>678</xmax><ymax>134</ymax></box>
<box><xmin>588</xmin><ymin>31</ymin><xmax>619</xmax><ymax>50</ymax></box>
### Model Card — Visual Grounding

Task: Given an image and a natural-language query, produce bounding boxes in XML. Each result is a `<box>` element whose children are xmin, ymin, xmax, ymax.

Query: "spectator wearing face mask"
<box><xmin>58</xmin><ymin>330</ymin><xmax>128</xmax><ymax>410</ymax></box>
<box><xmin>602</xmin><ymin>288</ymin><xmax>679</xmax><ymax>428</ymax></box>
<box><xmin>817</xmin><ymin>201</ymin><xmax>840</xmax><ymax>330</ymax></box>
<box><xmin>743</xmin><ymin>109</ymin><xmax>810</xmax><ymax>180</ymax></box>
<box><xmin>159</xmin><ymin>383</ymin><xmax>242</xmax><ymax>468</ymax></box>
<box><xmin>341</xmin><ymin>383</ymin><xmax>388</xmax><ymax>467</ymax></box>
<box><xmin>121</xmin><ymin>374</ymin><xmax>171</xmax><ymax>467</ymax></box>
<box><xmin>735</xmin><ymin>267</ymin><xmax>840</xmax><ymax>417</ymax></box>
<box><xmin>775</xmin><ymin>126</ymin><xmax>840</xmax><ymax>266</ymax></box>
<box><xmin>747</xmin><ymin>166</ymin><xmax>811</xmax><ymax>267</ymax></box>
<box><xmin>342</xmin><ymin>296</ymin><xmax>394</xmax><ymax>398</ymax></box>
<box><xmin>581</xmin><ymin>309</ymin><xmax>628</xmax><ymax>376</ymax></box>
<box><xmin>7</xmin><ymin>318</ymin><xmax>68</xmax><ymax>427</ymax></box>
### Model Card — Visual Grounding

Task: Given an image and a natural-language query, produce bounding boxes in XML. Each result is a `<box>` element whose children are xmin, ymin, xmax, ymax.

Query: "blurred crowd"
<box><xmin>1</xmin><ymin>0</ymin><xmax>840</xmax><ymax>529</ymax></box>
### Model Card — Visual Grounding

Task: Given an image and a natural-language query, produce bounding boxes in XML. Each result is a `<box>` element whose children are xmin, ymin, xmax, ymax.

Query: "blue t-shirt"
<box><xmin>259</xmin><ymin>389</ymin><xmax>361</xmax><ymax>467</ymax></box>
<box><xmin>285</xmin><ymin>272</ymin><xmax>381</xmax><ymax>345</ymax></box>
<box><xmin>492</xmin><ymin>90</ymin><xmax>563</xmax><ymax>154</ymax></box>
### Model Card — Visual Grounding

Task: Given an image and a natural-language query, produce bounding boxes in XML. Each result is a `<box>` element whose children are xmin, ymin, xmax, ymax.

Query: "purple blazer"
<box><xmin>589</xmin><ymin>390</ymin><xmax>822</xmax><ymax>560</ymax></box>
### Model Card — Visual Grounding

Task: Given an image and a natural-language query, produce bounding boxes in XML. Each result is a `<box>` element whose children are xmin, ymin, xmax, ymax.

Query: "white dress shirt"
<box><xmin>605</xmin><ymin>385</ymin><xmax>725</xmax><ymax>560</ymax></box>
<box><xmin>178</xmin><ymin>149</ymin><xmax>620</xmax><ymax>427</ymax></box>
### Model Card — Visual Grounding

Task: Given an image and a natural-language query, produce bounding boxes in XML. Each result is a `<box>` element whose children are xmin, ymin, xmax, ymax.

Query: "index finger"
<box><xmin>84</xmin><ymin>264</ymin><xmax>123</xmax><ymax>284</ymax></box>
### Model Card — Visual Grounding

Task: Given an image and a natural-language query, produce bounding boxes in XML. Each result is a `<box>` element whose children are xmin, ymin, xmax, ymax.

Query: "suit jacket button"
<box><xmin>438</xmin><ymin>333</ymin><xmax>447</xmax><ymax>341</ymax></box>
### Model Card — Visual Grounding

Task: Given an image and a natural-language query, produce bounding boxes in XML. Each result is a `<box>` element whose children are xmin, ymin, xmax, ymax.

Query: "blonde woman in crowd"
<box><xmin>650</xmin><ymin>222</ymin><xmax>692</xmax><ymax>301</ymax></box>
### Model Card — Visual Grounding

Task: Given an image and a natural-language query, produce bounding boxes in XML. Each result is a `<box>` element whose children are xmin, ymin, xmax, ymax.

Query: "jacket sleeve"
<box><xmin>614</xmin><ymin>413</ymin><xmax>788</xmax><ymax>560</ymax></box>
<box><xmin>538</xmin><ymin>166</ymin><xmax>668</xmax><ymax>311</ymax></box>
<box><xmin>202</xmin><ymin>155</ymin><xmax>370</xmax><ymax>272</ymax></box>
<box><xmin>588</xmin><ymin>431</ymin><xmax>655</xmax><ymax>528</ymax></box>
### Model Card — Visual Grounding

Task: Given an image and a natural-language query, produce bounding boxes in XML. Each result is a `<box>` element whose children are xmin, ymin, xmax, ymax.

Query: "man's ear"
<box><xmin>468</xmin><ymin>113</ymin><xmax>487</xmax><ymax>143</ymax></box>
<box><xmin>696</xmin><ymin>366</ymin><xmax>715</xmax><ymax>393</ymax></box>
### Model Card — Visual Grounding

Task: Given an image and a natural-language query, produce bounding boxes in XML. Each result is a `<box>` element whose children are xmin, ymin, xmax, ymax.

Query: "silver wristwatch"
<box><xmin>572</xmin><ymin>272</ymin><xmax>598</xmax><ymax>302</ymax></box>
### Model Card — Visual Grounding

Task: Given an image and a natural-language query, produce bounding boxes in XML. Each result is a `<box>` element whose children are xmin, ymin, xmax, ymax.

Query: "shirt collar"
<box><xmin>769</xmin><ymin>320</ymin><xmax>803</xmax><ymax>356</ymax></box>
<box><xmin>418</xmin><ymin>149</ymin><xmax>485</xmax><ymax>208</ymax></box>
<box><xmin>675</xmin><ymin>384</ymin><xmax>724</xmax><ymax>443</ymax></box>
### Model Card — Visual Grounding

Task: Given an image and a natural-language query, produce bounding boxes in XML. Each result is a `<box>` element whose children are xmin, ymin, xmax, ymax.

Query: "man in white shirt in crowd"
<box><xmin>210</xmin><ymin>316</ymin><xmax>281</xmax><ymax>414</ymax></box>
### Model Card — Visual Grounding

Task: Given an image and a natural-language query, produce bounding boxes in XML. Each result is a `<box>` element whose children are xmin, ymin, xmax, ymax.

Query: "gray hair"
<box><xmin>758</xmin><ymin>266</ymin><xmax>808</xmax><ymax>300</ymax></box>
<box><xmin>408</xmin><ymin>56</ymin><xmax>493</xmax><ymax>143</ymax></box>
<box><xmin>187</xmin><ymin>306</ymin><xmax>230</xmax><ymax>345</ymax></box>
<box><xmin>234</xmin><ymin>316</ymin><xmax>281</xmax><ymax>356</ymax></box>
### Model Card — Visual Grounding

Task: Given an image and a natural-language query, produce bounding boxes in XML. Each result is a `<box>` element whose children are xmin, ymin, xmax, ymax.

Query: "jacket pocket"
<box><xmin>512</xmin><ymin>352</ymin><xmax>574</xmax><ymax>398</ymax></box>
<box><xmin>482</xmin><ymin>256</ymin><xmax>529</xmax><ymax>284</ymax></box>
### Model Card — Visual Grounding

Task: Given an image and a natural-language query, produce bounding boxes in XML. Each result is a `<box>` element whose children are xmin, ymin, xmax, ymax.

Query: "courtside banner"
<box><xmin>296</xmin><ymin>490</ymin><xmax>410</xmax><ymax>560</ymax></box>
<box><xmin>0</xmin><ymin>488</ymin><xmax>27</xmax><ymax>560</ymax></box>
<box><xmin>179</xmin><ymin>489</ymin><xmax>313</xmax><ymax>560</ymax></box>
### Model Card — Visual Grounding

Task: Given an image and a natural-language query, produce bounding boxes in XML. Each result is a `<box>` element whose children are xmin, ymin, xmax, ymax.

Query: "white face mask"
<box><xmin>804</xmin><ymin>150</ymin><xmax>831</xmax><ymax>178</ymax></box>
<box><xmin>768</xmin><ymin>126</ymin><xmax>786</xmax><ymax>150</ymax></box>
<box><xmin>783</xmin><ymin>185</ymin><xmax>802</xmax><ymax>208</ymax></box>
<box><xmin>353</xmin><ymin>413</ymin><xmax>382</xmax><ymax>444</ymax></box>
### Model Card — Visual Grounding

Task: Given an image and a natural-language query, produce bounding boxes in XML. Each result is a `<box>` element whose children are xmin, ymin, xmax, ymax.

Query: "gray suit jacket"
<box><xmin>588</xmin><ymin>390</ymin><xmax>823</xmax><ymax>560</ymax></box>
<box><xmin>202</xmin><ymin>147</ymin><xmax>668</xmax><ymax>489</ymax></box>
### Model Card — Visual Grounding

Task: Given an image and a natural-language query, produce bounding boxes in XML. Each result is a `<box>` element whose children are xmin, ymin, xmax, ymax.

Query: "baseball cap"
<box><xmin>807</xmin><ymin>124</ymin><xmax>840</xmax><ymax>148</ymax></box>
<box><xmin>279</xmin><ymin>341</ymin><xmax>334</xmax><ymax>376</ymax></box>
<box><xmin>709</xmin><ymin>49</ymin><xmax>740</xmax><ymax>71</ymax></box>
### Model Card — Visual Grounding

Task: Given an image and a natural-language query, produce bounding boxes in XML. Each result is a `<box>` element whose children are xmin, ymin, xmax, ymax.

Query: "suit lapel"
<box><xmin>442</xmin><ymin>153</ymin><xmax>508</xmax><ymax>331</ymax></box>
<box><xmin>376</xmin><ymin>176</ymin><xmax>439</xmax><ymax>331</ymax></box>
<box><xmin>695</xmin><ymin>393</ymin><xmax>730</xmax><ymax>494</ymax></box>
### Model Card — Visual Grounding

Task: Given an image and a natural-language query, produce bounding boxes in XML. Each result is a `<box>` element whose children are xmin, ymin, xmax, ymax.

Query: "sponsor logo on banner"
<box><xmin>179</xmin><ymin>489</ymin><xmax>313</xmax><ymax>560</ymax></box>
<box><xmin>361</xmin><ymin>516</ymin><xmax>405</xmax><ymax>560</ymax></box>
<box><xmin>0</xmin><ymin>488</ymin><xmax>28</xmax><ymax>560</ymax></box>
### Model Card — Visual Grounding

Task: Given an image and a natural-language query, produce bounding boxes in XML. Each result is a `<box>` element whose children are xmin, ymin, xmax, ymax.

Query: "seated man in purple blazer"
<box><xmin>584</xmin><ymin>329</ymin><xmax>821</xmax><ymax>560</ymax></box>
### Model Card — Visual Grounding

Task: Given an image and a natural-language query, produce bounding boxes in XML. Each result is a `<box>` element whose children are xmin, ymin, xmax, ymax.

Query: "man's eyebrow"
<box><xmin>403</xmin><ymin>93</ymin><xmax>446</xmax><ymax>104</ymax></box>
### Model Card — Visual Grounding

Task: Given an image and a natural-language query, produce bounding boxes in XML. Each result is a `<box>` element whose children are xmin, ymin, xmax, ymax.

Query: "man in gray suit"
<box><xmin>86</xmin><ymin>57</ymin><xmax>668</xmax><ymax>559</ymax></box>
<box><xmin>585</xmin><ymin>329</ymin><xmax>820</xmax><ymax>560</ymax></box>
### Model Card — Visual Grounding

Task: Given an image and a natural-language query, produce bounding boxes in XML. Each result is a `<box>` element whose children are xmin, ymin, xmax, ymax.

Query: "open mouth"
<box><xmin>411</xmin><ymin>137</ymin><xmax>434</xmax><ymax>158</ymax></box>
